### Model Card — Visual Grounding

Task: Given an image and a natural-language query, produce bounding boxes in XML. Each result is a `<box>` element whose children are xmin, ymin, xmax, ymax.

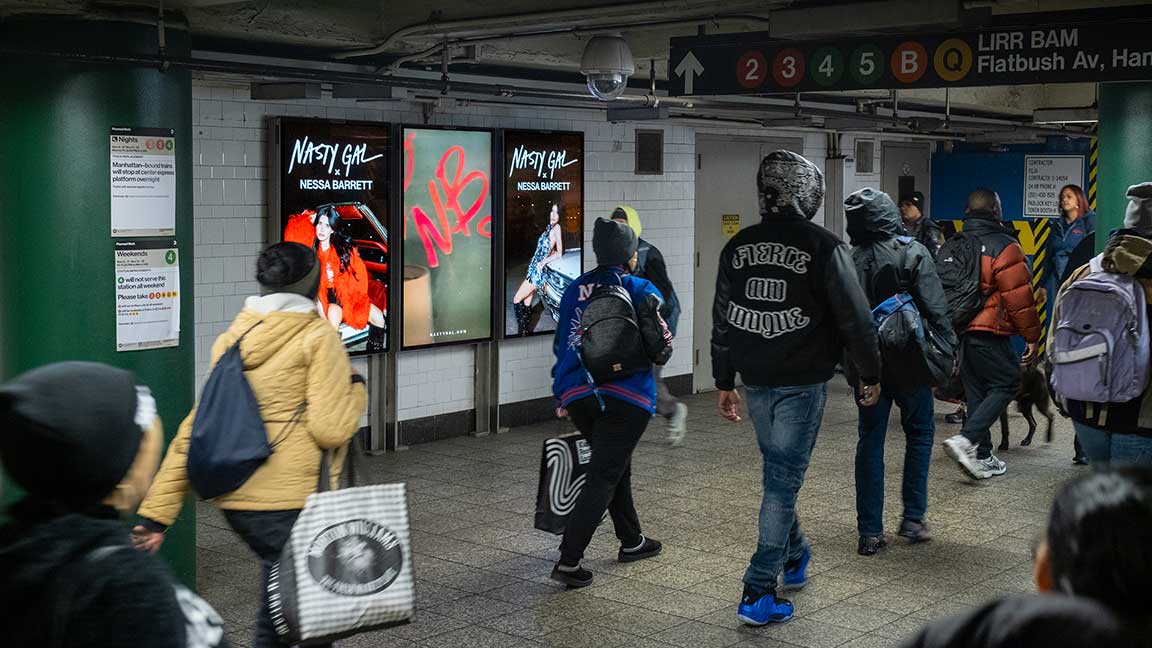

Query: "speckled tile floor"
<box><xmin>197</xmin><ymin>382</ymin><xmax>1082</xmax><ymax>647</ymax></box>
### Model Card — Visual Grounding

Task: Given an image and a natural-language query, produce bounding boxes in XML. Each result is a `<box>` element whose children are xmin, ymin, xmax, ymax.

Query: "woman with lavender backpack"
<box><xmin>1048</xmin><ymin>183</ymin><xmax>1152</xmax><ymax>468</ymax></box>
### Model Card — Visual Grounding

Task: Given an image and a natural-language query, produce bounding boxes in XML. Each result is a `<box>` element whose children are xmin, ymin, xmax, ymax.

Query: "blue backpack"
<box><xmin>871</xmin><ymin>239</ymin><xmax>953</xmax><ymax>386</ymax></box>
<box><xmin>187</xmin><ymin>324</ymin><xmax>302</xmax><ymax>499</ymax></box>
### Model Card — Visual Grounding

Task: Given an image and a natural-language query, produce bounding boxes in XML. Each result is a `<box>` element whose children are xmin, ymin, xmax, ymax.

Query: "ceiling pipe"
<box><xmin>374</xmin><ymin>14</ymin><xmax>773</xmax><ymax>73</ymax></box>
<box><xmin>0</xmin><ymin>46</ymin><xmax>1079</xmax><ymax>140</ymax></box>
<box><xmin>334</xmin><ymin>2</ymin><xmax>775</xmax><ymax>59</ymax></box>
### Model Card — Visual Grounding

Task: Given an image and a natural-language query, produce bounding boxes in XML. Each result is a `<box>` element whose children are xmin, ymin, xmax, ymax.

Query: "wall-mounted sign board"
<box><xmin>269</xmin><ymin>118</ymin><xmax>392</xmax><ymax>356</ymax></box>
<box><xmin>110</xmin><ymin>126</ymin><xmax>176</xmax><ymax>237</ymax></box>
<box><xmin>502</xmin><ymin>130</ymin><xmax>584</xmax><ymax>339</ymax></box>
<box><xmin>1023</xmin><ymin>155</ymin><xmax>1085</xmax><ymax>218</ymax></box>
<box><xmin>669</xmin><ymin>18</ymin><xmax>1152</xmax><ymax>96</ymax></box>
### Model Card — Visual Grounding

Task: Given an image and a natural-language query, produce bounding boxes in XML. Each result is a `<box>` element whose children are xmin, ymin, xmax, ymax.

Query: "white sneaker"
<box><xmin>943</xmin><ymin>435</ymin><xmax>980</xmax><ymax>480</ymax></box>
<box><xmin>973</xmin><ymin>455</ymin><xmax>1007</xmax><ymax>479</ymax></box>
<box><xmin>667</xmin><ymin>403</ymin><xmax>688</xmax><ymax>446</ymax></box>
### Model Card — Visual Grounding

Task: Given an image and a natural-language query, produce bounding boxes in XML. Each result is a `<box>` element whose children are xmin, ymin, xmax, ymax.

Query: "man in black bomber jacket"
<box><xmin>712</xmin><ymin>150</ymin><xmax>881</xmax><ymax>626</ymax></box>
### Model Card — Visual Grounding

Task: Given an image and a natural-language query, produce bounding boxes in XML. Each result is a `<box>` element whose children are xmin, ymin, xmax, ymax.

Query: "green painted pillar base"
<box><xmin>1097</xmin><ymin>82</ymin><xmax>1152</xmax><ymax>250</ymax></box>
<box><xmin>0</xmin><ymin>19</ymin><xmax>196</xmax><ymax>586</ymax></box>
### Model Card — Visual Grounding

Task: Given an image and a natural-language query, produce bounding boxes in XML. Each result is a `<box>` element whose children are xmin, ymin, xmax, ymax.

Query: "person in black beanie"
<box><xmin>900</xmin><ymin>191</ymin><xmax>943</xmax><ymax>258</ymax></box>
<box><xmin>549</xmin><ymin>217</ymin><xmax>673</xmax><ymax>588</ymax></box>
<box><xmin>133</xmin><ymin>242</ymin><xmax>366</xmax><ymax>648</ymax></box>
<box><xmin>0</xmin><ymin>362</ymin><xmax>227</xmax><ymax>648</ymax></box>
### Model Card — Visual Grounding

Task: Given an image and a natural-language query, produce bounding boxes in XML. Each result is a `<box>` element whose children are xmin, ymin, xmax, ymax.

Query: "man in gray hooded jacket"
<box><xmin>712</xmin><ymin>150</ymin><xmax>881</xmax><ymax>626</ymax></box>
<box><xmin>843</xmin><ymin>188</ymin><xmax>957</xmax><ymax>556</ymax></box>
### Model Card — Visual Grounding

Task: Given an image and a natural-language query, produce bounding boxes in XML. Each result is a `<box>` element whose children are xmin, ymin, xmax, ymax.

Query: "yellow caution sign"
<box><xmin>722</xmin><ymin>214</ymin><xmax>741</xmax><ymax>237</ymax></box>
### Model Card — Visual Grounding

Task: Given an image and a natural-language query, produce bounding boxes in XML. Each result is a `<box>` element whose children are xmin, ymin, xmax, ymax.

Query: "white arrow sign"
<box><xmin>674</xmin><ymin>51</ymin><xmax>704</xmax><ymax>95</ymax></box>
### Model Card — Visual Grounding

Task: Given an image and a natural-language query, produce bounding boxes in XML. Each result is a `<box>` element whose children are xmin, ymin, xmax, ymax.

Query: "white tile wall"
<box><xmin>190</xmin><ymin>79</ymin><xmax>919</xmax><ymax>423</ymax></box>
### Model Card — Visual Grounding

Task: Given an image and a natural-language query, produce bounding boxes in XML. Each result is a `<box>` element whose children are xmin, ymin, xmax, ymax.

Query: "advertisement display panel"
<box><xmin>271</xmin><ymin>118</ymin><xmax>390</xmax><ymax>355</ymax></box>
<box><xmin>502</xmin><ymin>130</ymin><xmax>584</xmax><ymax>338</ymax></box>
<box><xmin>400</xmin><ymin>127</ymin><xmax>494</xmax><ymax>349</ymax></box>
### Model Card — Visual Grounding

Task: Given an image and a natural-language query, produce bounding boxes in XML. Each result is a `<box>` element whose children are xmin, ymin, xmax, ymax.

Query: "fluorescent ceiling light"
<box><xmin>1033</xmin><ymin>107</ymin><xmax>1098</xmax><ymax>124</ymax></box>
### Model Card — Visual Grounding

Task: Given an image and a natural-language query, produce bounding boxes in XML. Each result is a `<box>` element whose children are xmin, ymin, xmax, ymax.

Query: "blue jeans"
<box><xmin>855</xmin><ymin>385</ymin><xmax>935</xmax><ymax>537</ymax></box>
<box><xmin>743</xmin><ymin>382</ymin><xmax>827</xmax><ymax>593</ymax></box>
<box><xmin>1073</xmin><ymin>421</ymin><xmax>1152</xmax><ymax>468</ymax></box>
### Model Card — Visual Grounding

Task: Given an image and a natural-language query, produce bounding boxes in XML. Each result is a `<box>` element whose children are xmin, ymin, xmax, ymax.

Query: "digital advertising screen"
<box><xmin>502</xmin><ymin>130</ymin><xmax>584</xmax><ymax>338</ymax></box>
<box><xmin>271</xmin><ymin>118</ymin><xmax>391</xmax><ymax>356</ymax></box>
<box><xmin>400</xmin><ymin>127</ymin><xmax>494</xmax><ymax>349</ymax></box>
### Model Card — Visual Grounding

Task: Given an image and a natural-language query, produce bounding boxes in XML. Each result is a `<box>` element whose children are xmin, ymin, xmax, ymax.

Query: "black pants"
<box><xmin>558</xmin><ymin>396</ymin><xmax>650</xmax><ymax>566</ymax></box>
<box><xmin>959</xmin><ymin>333</ymin><xmax>1021</xmax><ymax>460</ymax></box>
<box><xmin>224</xmin><ymin>509</ymin><xmax>332</xmax><ymax>648</ymax></box>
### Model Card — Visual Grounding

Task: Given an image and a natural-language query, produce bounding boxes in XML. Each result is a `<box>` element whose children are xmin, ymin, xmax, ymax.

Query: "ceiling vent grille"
<box><xmin>635</xmin><ymin>129</ymin><xmax>664</xmax><ymax>175</ymax></box>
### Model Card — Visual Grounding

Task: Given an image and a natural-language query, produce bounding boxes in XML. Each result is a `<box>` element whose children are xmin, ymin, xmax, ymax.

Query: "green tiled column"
<box><xmin>0</xmin><ymin>19</ymin><xmax>196</xmax><ymax>586</ymax></box>
<box><xmin>1097</xmin><ymin>82</ymin><xmax>1152</xmax><ymax>249</ymax></box>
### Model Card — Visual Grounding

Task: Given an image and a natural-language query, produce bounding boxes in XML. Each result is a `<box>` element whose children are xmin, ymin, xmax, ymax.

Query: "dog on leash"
<box><xmin>997</xmin><ymin>360</ymin><xmax>1055</xmax><ymax>451</ymax></box>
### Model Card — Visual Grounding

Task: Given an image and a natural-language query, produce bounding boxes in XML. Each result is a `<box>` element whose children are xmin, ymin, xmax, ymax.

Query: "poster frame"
<box><xmin>397</xmin><ymin>123</ymin><xmax>499</xmax><ymax>352</ymax></box>
<box><xmin>499</xmin><ymin>128</ymin><xmax>586</xmax><ymax>340</ymax></box>
<box><xmin>266</xmin><ymin>116</ymin><xmax>395</xmax><ymax>357</ymax></box>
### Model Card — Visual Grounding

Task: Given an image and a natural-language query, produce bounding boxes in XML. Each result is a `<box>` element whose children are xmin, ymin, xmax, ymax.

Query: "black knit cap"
<box><xmin>900</xmin><ymin>191</ymin><xmax>924</xmax><ymax>210</ymax></box>
<box><xmin>257</xmin><ymin>241</ymin><xmax>320</xmax><ymax>298</ymax></box>
<box><xmin>0</xmin><ymin>362</ymin><xmax>144</xmax><ymax>506</ymax></box>
<box><xmin>593</xmin><ymin>217</ymin><xmax>638</xmax><ymax>267</ymax></box>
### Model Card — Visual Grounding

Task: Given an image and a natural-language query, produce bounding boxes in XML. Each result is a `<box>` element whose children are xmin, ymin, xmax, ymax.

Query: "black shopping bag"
<box><xmin>534</xmin><ymin>431</ymin><xmax>593</xmax><ymax>535</ymax></box>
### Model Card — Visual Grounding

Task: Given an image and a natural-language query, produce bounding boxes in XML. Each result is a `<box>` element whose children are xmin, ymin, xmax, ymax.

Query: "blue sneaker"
<box><xmin>780</xmin><ymin>548</ymin><xmax>811</xmax><ymax>592</ymax></box>
<box><xmin>737</xmin><ymin>587</ymin><xmax>794</xmax><ymax>626</ymax></box>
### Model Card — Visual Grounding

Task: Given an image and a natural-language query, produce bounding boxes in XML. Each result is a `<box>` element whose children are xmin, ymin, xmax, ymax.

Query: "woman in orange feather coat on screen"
<box><xmin>284</xmin><ymin>206</ymin><xmax>386</xmax><ymax>347</ymax></box>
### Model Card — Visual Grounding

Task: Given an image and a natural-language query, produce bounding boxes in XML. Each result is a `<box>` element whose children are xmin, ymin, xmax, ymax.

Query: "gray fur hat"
<box><xmin>1124</xmin><ymin>182</ymin><xmax>1152</xmax><ymax>231</ymax></box>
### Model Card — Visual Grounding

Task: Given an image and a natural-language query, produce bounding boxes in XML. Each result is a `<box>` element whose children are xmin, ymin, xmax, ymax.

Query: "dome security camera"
<box><xmin>580</xmin><ymin>35</ymin><xmax>635</xmax><ymax>101</ymax></box>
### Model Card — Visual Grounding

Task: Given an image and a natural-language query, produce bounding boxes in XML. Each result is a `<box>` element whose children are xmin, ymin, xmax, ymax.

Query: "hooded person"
<box><xmin>843</xmin><ymin>188</ymin><xmax>957</xmax><ymax>556</ymax></box>
<box><xmin>133</xmin><ymin>242</ymin><xmax>366</xmax><ymax>648</ymax></box>
<box><xmin>711</xmin><ymin>151</ymin><xmax>881</xmax><ymax>626</ymax></box>
<box><xmin>0</xmin><ymin>362</ymin><xmax>227</xmax><ymax>648</ymax></box>
<box><xmin>549</xmin><ymin>216</ymin><xmax>673</xmax><ymax>589</ymax></box>
<box><xmin>1049</xmin><ymin>182</ymin><xmax>1152</xmax><ymax>466</ymax></box>
<box><xmin>610</xmin><ymin>205</ymin><xmax>688</xmax><ymax>444</ymax></box>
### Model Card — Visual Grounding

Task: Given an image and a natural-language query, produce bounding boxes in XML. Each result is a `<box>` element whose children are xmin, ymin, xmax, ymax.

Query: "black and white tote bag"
<box><xmin>269</xmin><ymin>447</ymin><xmax>414</xmax><ymax>645</ymax></box>
<box><xmin>534</xmin><ymin>431</ymin><xmax>593</xmax><ymax>535</ymax></box>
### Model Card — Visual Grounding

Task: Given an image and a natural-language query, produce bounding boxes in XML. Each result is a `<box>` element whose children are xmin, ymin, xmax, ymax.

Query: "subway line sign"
<box><xmin>668</xmin><ymin>19</ymin><xmax>1152</xmax><ymax>96</ymax></box>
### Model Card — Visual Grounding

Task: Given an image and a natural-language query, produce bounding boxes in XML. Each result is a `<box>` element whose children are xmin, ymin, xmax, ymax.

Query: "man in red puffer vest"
<box><xmin>942</xmin><ymin>189</ymin><xmax>1042</xmax><ymax>481</ymax></box>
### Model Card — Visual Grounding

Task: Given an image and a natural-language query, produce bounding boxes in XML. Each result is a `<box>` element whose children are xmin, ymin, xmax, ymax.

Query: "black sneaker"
<box><xmin>550</xmin><ymin>564</ymin><xmax>594</xmax><ymax>588</ymax></box>
<box><xmin>1072</xmin><ymin>455</ymin><xmax>1089</xmax><ymax>466</ymax></box>
<box><xmin>944</xmin><ymin>408</ymin><xmax>966</xmax><ymax>425</ymax></box>
<box><xmin>898</xmin><ymin>519</ymin><xmax>932</xmax><ymax>543</ymax></box>
<box><xmin>857</xmin><ymin>535</ymin><xmax>889</xmax><ymax>556</ymax></box>
<box><xmin>618</xmin><ymin>536</ymin><xmax>662</xmax><ymax>563</ymax></box>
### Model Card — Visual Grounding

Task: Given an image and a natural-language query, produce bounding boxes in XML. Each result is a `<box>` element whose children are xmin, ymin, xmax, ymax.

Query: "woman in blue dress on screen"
<box><xmin>512</xmin><ymin>203</ymin><xmax>563</xmax><ymax>336</ymax></box>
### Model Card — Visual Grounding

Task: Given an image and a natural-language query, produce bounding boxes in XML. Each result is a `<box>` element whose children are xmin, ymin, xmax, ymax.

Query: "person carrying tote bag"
<box><xmin>269</xmin><ymin>439</ymin><xmax>414</xmax><ymax>645</ymax></box>
<box><xmin>133</xmin><ymin>243</ymin><xmax>368</xmax><ymax>648</ymax></box>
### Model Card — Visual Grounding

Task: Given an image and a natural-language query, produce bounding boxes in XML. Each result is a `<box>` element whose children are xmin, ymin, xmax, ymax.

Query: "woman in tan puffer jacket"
<box><xmin>133</xmin><ymin>242</ymin><xmax>366</xmax><ymax>648</ymax></box>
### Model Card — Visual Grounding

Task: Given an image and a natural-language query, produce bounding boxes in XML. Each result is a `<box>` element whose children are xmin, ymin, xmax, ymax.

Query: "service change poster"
<box><xmin>503</xmin><ymin>130</ymin><xmax>584</xmax><ymax>338</ymax></box>
<box><xmin>110</xmin><ymin>126</ymin><xmax>176</xmax><ymax>237</ymax></box>
<box><xmin>401</xmin><ymin>127</ymin><xmax>494</xmax><ymax>348</ymax></box>
<box><xmin>115</xmin><ymin>239</ymin><xmax>180</xmax><ymax>351</ymax></box>
<box><xmin>274</xmin><ymin>118</ymin><xmax>390</xmax><ymax>355</ymax></box>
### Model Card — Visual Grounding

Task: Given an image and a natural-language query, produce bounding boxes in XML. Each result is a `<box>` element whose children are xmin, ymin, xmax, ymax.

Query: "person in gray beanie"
<box><xmin>1049</xmin><ymin>182</ymin><xmax>1152</xmax><ymax>467</ymax></box>
<box><xmin>712</xmin><ymin>150</ymin><xmax>880</xmax><ymax>625</ymax></box>
<box><xmin>0</xmin><ymin>362</ymin><xmax>227</xmax><ymax>648</ymax></box>
<box><xmin>548</xmin><ymin>216</ymin><xmax>673</xmax><ymax>588</ymax></box>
